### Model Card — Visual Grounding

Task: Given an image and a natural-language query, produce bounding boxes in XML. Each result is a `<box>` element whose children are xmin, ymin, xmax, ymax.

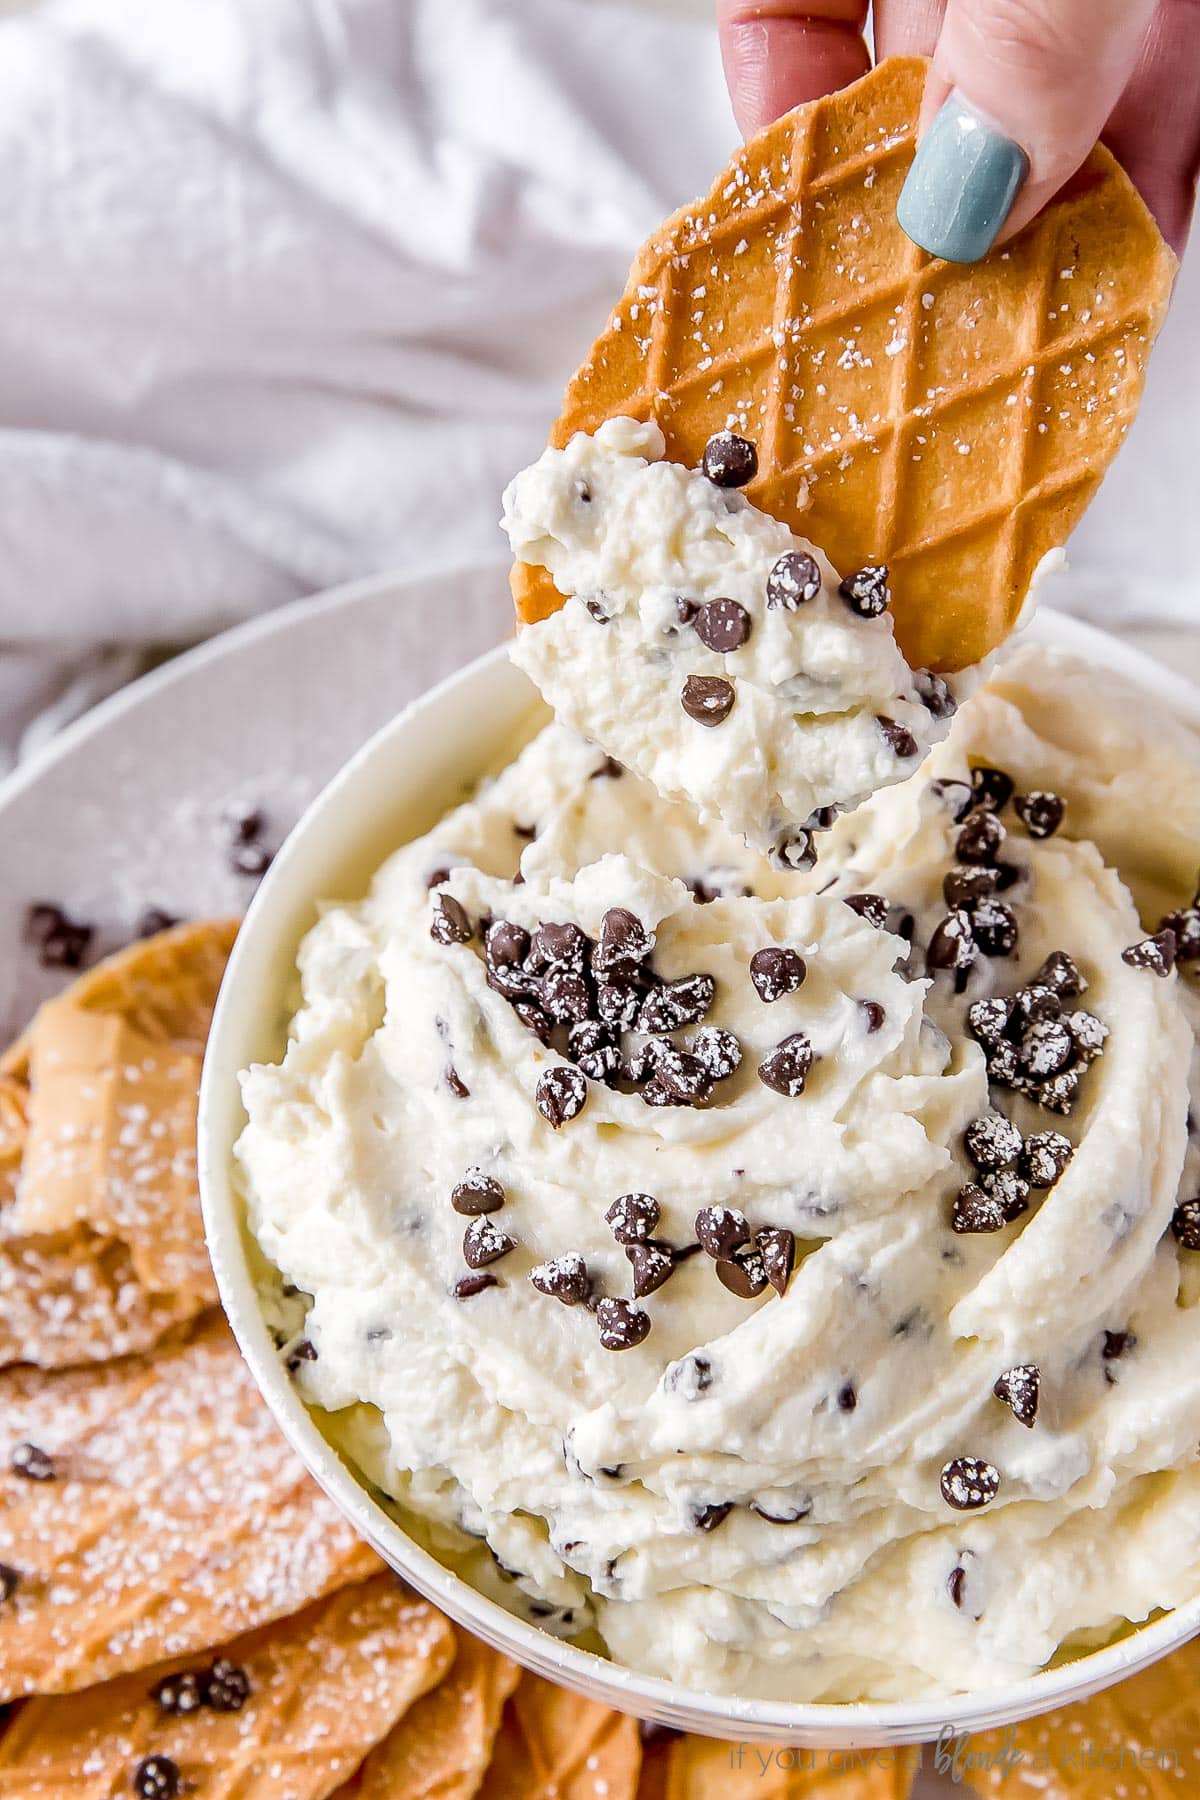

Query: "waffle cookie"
<box><xmin>512</xmin><ymin>56</ymin><xmax>1174</xmax><ymax>672</ymax></box>
<box><xmin>0</xmin><ymin>921</ymin><xmax>237</xmax><ymax>1367</ymax></box>
<box><xmin>351</xmin><ymin>1628</ymin><xmax>521</xmax><ymax>1800</ymax></box>
<box><xmin>475</xmin><ymin>1670</ymin><xmax>642</xmax><ymax>1800</ymax></box>
<box><xmin>0</xmin><ymin>1575</ymin><xmax>453</xmax><ymax>1800</ymax></box>
<box><xmin>0</xmin><ymin>1314</ymin><xmax>381</xmax><ymax>1700</ymax></box>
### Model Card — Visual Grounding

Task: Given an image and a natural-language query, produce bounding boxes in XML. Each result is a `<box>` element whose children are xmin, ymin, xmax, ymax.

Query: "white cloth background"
<box><xmin>0</xmin><ymin>0</ymin><xmax>1196</xmax><ymax>769</ymax></box>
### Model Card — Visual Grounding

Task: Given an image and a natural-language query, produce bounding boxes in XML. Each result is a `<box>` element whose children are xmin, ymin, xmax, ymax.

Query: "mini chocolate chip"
<box><xmin>860</xmin><ymin>999</ymin><xmax>887</xmax><ymax>1033</ymax></box>
<box><xmin>702</xmin><ymin>431</ymin><xmax>758</xmax><ymax>487</ymax></box>
<box><xmin>877</xmin><ymin>715</ymin><xmax>918</xmax><ymax>758</ymax></box>
<box><xmin>693</xmin><ymin>1026</ymin><xmax>742</xmax><ymax>1081</ymax></box>
<box><xmin>691</xmin><ymin>1501</ymin><xmax>734</xmax><ymax>1532</ymax></box>
<box><xmin>838</xmin><ymin>565</ymin><xmax>890</xmax><ymax>617</ymax></box>
<box><xmin>926</xmin><ymin>910</ymin><xmax>975</xmax><ymax>975</ymax></box>
<box><xmin>531</xmin><ymin>1253</ymin><xmax>592</xmax><ymax>1305</ymax></box>
<box><xmin>666</xmin><ymin>1353</ymin><xmax>713</xmax><ymax>1396</ymax></box>
<box><xmin>136</xmin><ymin>907</ymin><xmax>180</xmax><ymax>938</ymax></box>
<box><xmin>150</xmin><ymin>1669</ymin><xmax>206</xmax><ymax>1715</ymax></box>
<box><xmin>943</xmin><ymin>866</ymin><xmax>998</xmax><ymax>910</ymax></box>
<box><xmin>750</xmin><ymin>948</ymin><xmax>808</xmax><ymax>1007</ymax></box>
<box><xmin>463</xmin><ymin>1216</ymin><xmax>516</xmax><ymax>1268</ymax></box>
<box><xmin>681</xmin><ymin>673</ymin><xmax>735</xmax><ymax>726</ymax></box>
<box><xmin>1011</xmin><ymin>984</ymin><xmax>1063</xmax><ymax>1029</ymax></box>
<box><xmin>994</xmin><ymin>861</ymin><xmax>1023</xmax><ymax>893</ymax></box>
<box><xmin>757</xmin><ymin>1227</ymin><xmax>795</xmax><ymax>1295</ymax></box>
<box><xmin>596</xmin><ymin>1296</ymin><xmax>651</xmax><ymax>1351</ymax></box>
<box><xmin>486</xmin><ymin>920</ymin><xmax>530</xmax><ymax>967</ymax></box>
<box><xmin>695</xmin><ymin>598</ymin><xmax>752</xmax><ymax>652</ymax></box>
<box><xmin>513</xmin><ymin>998</ymin><xmax>554</xmax><ymax>1044</ymax></box>
<box><xmin>1037</xmin><ymin>951</ymin><xmax>1087</xmax><ymax>996</ymax></box>
<box><xmin>231</xmin><ymin>841</ymin><xmax>272</xmax><ymax>878</ymax></box>
<box><xmin>286</xmin><ymin>1339</ymin><xmax>317</xmax><ymax>1370</ymax></box>
<box><xmin>24</xmin><ymin>902</ymin><xmax>94</xmax><ymax>970</ymax></box>
<box><xmin>982</xmin><ymin>1168</ymin><xmax>1031</xmax><ymax>1220</ymax></box>
<box><xmin>751</xmin><ymin>1500</ymin><xmax>811</xmax><ymax>1524</ymax></box>
<box><xmin>0</xmin><ymin>1563</ymin><xmax>18</xmax><ymax>1603</ymax></box>
<box><xmin>985</xmin><ymin>1039</ymin><xmax>1023</xmax><ymax>1090</ymax></box>
<box><xmin>1037</xmin><ymin>1066</ymin><xmax>1082</xmax><ymax>1115</ymax></box>
<box><xmin>591</xmin><ymin>755</ymin><xmax>624</xmax><ymax>779</ymax></box>
<box><xmin>445</xmin><ymin>1066</ymin><xmax>470</xmax><ymax>1099</ymax></box>
<box><xmin>695</xmin><ymin>1205</ymin><xmax>750</xmax><ymax>1260</ymax></box>
<box><xmin>1122</xmin><ymin>929</ymin><xmax>1177</xmax><ymax>977</ymax></box>
<box><xmin>956</xmin><ymin>811</ymin><xmax>1005</xmax><ymax>865</ymax></box>
<box><xmin>453</xmin><ymin>1271</ymin><xmax>499</xmax><ymax>1299</ymax></box>
<box><xmin>914</xmin><ymin>669</ymin><xmax>957</xmax><ymax>718</ymax></box>
<box><xmin>1020</xmin><ymin>1131</ymin><xmax>1073</xmax><ymax>1188</ymax></box>
<box><xmin>969</xmin><ymin>766</ymin><xmax>1014</xmax><ymax>813</ymax></box>
<box><xmin>844</xmin><ymin>893</ymin><xmax>889</xmax><ymax>931</ymax></box>
<box><xmin>638</xmin><ymin>973</ymin><xmax>715</xmax><ymax>1033</ymax></box>
<box><xmin>569</xmin><ymin>1020</ymin><xmax>621</xmax><ymax>1085</ymax></box>
<box><xmin>716</xmin><ymin>1245</ymin><xmax>768</xmax><ymax>1297</ymax></box>
<box><xmin>964</xmin><ymin>1115</ymin><xmax>1023</xmax><ymax>1173</ymax></box>
<box><xmin>594</xmin><ymin>907</ymin><xmax>655</xmax><ymax>972</ymax></box>
<box><xmin>1064</xmin><ymin>1010</ymin><xmax>1107</xmax><ymax>1062</ymax></box>
<box><xmin>528</xmin><ymin>921</ymin><xmax>588</xmax><ymax>972</ymax></box>
<box><xmin>675</xmin><ymin>596</ymin><xmax>699</xmax><ymax>625</ymax></box>
<box><xmin>993</xmin><ymin>1364</ymin><xmax>1040</xmax><ymax>1428</ymax></box>
<box><xmin>1014</xmin><ymin>791</ymin><xmax>1065</xmax><ymax>839</ymax></box>
<box><xmin>941</xmin><ymin>1457</ymin><xmax>1000</xmax><ymax>1511</ymax></box>
<box><xmin>641</xmin><ymin>1048</ymin><xmax>713</xmax><ymax>1108</ymax></box>
<box><xmin>608</xmin><ymin>1193</ymin><xmax>660</xmax><ymax>1244</ymax></box>
<box><xmin>542</xmin><ymin>969</ymin><xmax>592</xmax><ymax>1024</ymax></box>
<box><xmin>769</xmin><ymin>828</ymin><xmax>817</xmax><ymax>872</ymax></box>
<box><xmin>929</xmin><ymin>778</ymin><xmax>974</xmax><ymax>823</ymax></box>
<box><xmin>967</xmin><ymin>997</ymin><xmax>1014</xmax><ymax>1046</ymax></box>
<box><xmin>425</xmin><ymin>865</ymin><xmax>454</xmax><ymax>890</ymax></box>
<box><xmin>767</xmin><ymin>550</ymin><xmax>821</xmax><ymax>609</ymax></box>
<box><xmin>1019</xmin><ymin>1017</ymin><xmax>1074</xmax><ymax>1078</ymax></box>
<box><xmin>953</xmin><ymin>1183</ymin><xmax>1012</xmax><ymax>1234</ymax></box>
<box><xmin>1171</xmin><ymin>1198</ymin><xmax>1200</xmax><ymax>1250</ymax></box>
<box><xmin>596</xmin><ymin>974</ymin><xmax>644</xmax><ymax>1031</ymax></box>
<box><xmin>948</xmin><ymin>1566</ymin><xmax>967</xmax><ymax>1609</ymax></box>
<box><xmin>133</xmin><ymin>1757</ymin><xmax>181</xmax><ymax>1800</ymax></box>
<box><xmin>837</xmin><ymin>1381</ymin><xmax>857</xmax><ymax>1412</ymax></box>
<box><xmin>1162</xmin><ymin>907</ymin><xmax>1200</xmax><ymax>963</ymax></box>
<box><xmin>627</xmin><ymin>1240</ymin><xmax>675</xmax><ymax>1297</ymax></box>
<box><xmin>206</xmin><ymin>1658</ymin><xmax>251</xmax><ymax>1712</ymax></box>
<box><xmin>1103</xmin><ymin>1329</ymin><xmax>1134</xmax><ymax>1362</ymax></box>
<box><xmin>430</xmin><ymin>894</ymin><xmax>472</xmax><ymax>945</ymax></box>
<box><xmin>536</xmin><ymin>1065</ymin><xmax>588</xmax><ymax>1128</ymax></box>
<box><xmin>970</xmin><ymin>899</ymin><xmax>1018</xmax><ymax>958</ymax></box>
<box><xmin>451</xmin><ymin>1171</ymin><xmax>505</xmax><ymax>1215</ymax></box>
<box><xmin>585</xmin><ymin>597</ymin><xmax>612</xmax><ymax>623</ymax></box>
<box><xmin>10</xmin><ymin>1443</ymin><xmax>54</xmax><ymax>1482</ymax></box>
<box><xmin>757</xmin><ymin>1032</ymin><xmax>814</xmax><ymax>1097</ymax></box>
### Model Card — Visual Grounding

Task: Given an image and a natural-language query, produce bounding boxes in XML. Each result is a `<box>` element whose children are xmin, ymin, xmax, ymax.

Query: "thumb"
<box><xmin>897</xmin><ymin>0</ymin><xmax>1157</xmax><ymax>262</ymax></box>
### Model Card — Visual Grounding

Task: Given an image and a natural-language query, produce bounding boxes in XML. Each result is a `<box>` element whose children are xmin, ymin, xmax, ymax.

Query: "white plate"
<box><xmin>198</xmin><ymin>603</ymin><xmax>1200</xmax><ymax>1759</ymax></box>
<box><xmin>0</xmin><ymin>563</ymin><xmax>509</xmax><ymax>1045</ymax></box>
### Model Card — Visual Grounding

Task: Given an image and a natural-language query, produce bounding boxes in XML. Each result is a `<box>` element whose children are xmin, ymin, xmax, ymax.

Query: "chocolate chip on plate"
<box><xmin>133</xmin><ymin>1757</ymin><xmax>181</xmax><ymax>1800</ymax></box>
<box><xmin>10</xmin><ymin>1442</ymin><xmax>55</xmax><ymax>1482</ymax></box>
<box><xmin>596</xmin><ymin>1296</ymin><xmax>651</xmax><ymax>1351</ymax></box>
<box><xmin>150</xmin><ymin>1668</ymin><xmax>206</xmax><ymax>1716</ymax></box>
<box><xmin>767</xmin><ymin>550</ymin><xmax>821</xmax><ymax>609</ymax></box>
<box><xmin>531</xmin><ymin>1253</ymin><xmax>592</xmax><ymax>1305</ymax></box>
<box><xmin>1171</xmin><ymin>1197</ymin><xmax>1200</xmax><ymax>1251</ymax></box>
<box><xmin>757</xmin><ymin>1226</ymin><xmax>795</xmax><ymax>1296</ymax></box>
<box><xmin>606</xmin><ymin>1193</ymin><xmax>660</xmax><ymax>1244</ymax></box>
<box><xmin>453</xmin><ymin>1271</ymin><xmax>499</xmax><ymax>1300</ymax></box>
<box><xmin>757</xmin><ymin>1032</ymin><xmax>814</xmax><ymax>1097</ymax></box>
<box><xmin>993</xmin><ymin>1364</ymin><xmax>1040</xmax><ymax>1428</ymax></box>
<box><xmin>749</xmin><ymin>946</ymin><xmax>807</xmax><ymax>1003</ymax></box>
<box><xmin>963</xmin><ymin>1115</ymin><xmax>1023</xmax><ymax>1174</ymax></box>
<box><xmin>681</xmin><ymin>674</ymin><xmax>735</xmax><ymax>727</ymax></box>
<box><xmin>430</xmin><ymin>893</ymin><xmax>473</xmax><ymax>945</ymax></box>
<box><xmin>695</xmin><ymin>1206</ymin><xmax>751</xmax><ymax>1261</ymax></box>
<box><xmin>231</xmin><ymin>841</ymin><xmax>272</xmax><ymax>878</ymax></box>
<box><xmin>695</xmin><ymin>598</ymin><xmax>752</xmax><ymax>653</ymax></box>
<box><xmin>969</xmin><ymin>766</ymin><xmax>1014</xmax><ymax>813</ymax></box>
<box><xmin>24</xmin><ymin>902</ymin><xmax>94</xmax><ymax>970</ymax></box>
<box><xmin>914</xmin><ymin>669</ymin><xmax>956</xmax><ymax>719</ymax></box>
<box><xmin>535</xmin><ymin>1065</ymin><xmax>589</xmax><ymax>1129</ymax></box>
<box><xmin>876</xmin><ymin>715</ymin><xmax>918</xmax><ymax>758</ymax></box>
<box><xmin>838</xmin><ymin>565</ymin><xmax>890</xmax><ymax>617</ymax></box>
<box><xmin>206</xmin><ymin>1657</ymin><xmax>252</xmax><ymax>1712</ymax></box>
<box><xmin>451</xmin><ymin>1171</ymin><xmax>505</xmax><ymax>1215</ymax></box>
<box><xmin>1020</xmin><ymin>1131</ymin><xmax>1073</xmax><ymax>1188</ymax></box>
<box><xmin>136</xmin><ymin>906</ymin><xmax>180</xmax><ymax>939</ymax></box>
<box><xmin>1122</xmin><ymin>929</ymin><xmax>1177</xmax><ymax>977</ymax></box>
<box><xmin>463</xmin><ymin>1216</ymin><xmax>516</xmax><ymax>1268</ymax></box>
<box><xmin>940</xmin><ymin>1457</ymin><xmax>1001</xmax><ymax>1511</ymax></box>
<box><xmin>701</xmin><ymin>431</ymin><xmax>758</xmax><ymax>488</ymax></box>
<box><xmin>0</xmin><ymin>1564</ymin><xmax>18</xmax><ymax>1604</ymax></box>
<box><xmin>626</xmin><ymin>1240</ymin><xmax>675</xmax><ymax>1298</ymax></box>
<box><xmin>1014</xmin><ymin>791</ymin><xmax>1065</xmax><ymax>839</ymax></box>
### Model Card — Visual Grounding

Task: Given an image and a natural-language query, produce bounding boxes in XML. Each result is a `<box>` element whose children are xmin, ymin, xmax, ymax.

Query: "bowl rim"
<box><xmin>199</xmin><ymin>606</ymin><xmax>1200</xmax><ymax>1747</ymax></box>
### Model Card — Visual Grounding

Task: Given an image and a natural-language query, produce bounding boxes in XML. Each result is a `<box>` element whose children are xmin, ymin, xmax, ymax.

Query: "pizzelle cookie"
<box><xmin>512</xmin><ymin>55</ymin><xmax>1174</xmax><ymax>672</ymax></box>
<box><xmin>1</xmin><ymin>920</ymin><xmax>238</xmax><ymax>1360</ymax></box>
<box><xmin>635</xmin><ymin>1733</ymin><xmax>917</xmax><ymax>1799</ymax></box>
<box><xmin>350</xmin><ymin>1629</ymin><xmax>521</xmax><ymax>1800</ymax></box>
<box><xmin>0</xmin><ymin>1575</ymin><xmax>454</xmax><ymax>1800</ymax></box>
<box><xmin>0</xmin><ymin>1314</ymin><xmax>381</xmax><ymax>1700</ymax></box>
<box><xmin>475</xmin><ymin>1671</ymin><xmax>642</xmax><ymax>1800</ymax></box>
<box><xmin>967</xmin><ymin>1636</ymin><xmax>1200</xmax><ymax>1797</ymax></box>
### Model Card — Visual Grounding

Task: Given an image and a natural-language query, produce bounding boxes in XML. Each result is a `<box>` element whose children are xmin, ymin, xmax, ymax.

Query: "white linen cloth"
<box><xmin>0</xmin><ymin>0</ymin><xmax>1195</xmax><ymax>768</ymax></box>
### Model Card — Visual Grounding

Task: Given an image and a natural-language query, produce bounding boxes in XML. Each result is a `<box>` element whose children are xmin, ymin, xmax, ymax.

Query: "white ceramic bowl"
<box><xmin>199</xmin><ymin>610</ymin><xmax>1200</xmax><ymax>1748</ymax></box>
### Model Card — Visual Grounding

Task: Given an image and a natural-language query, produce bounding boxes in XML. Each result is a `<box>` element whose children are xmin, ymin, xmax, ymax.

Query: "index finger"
<box><xmin>717</xmin><ymin>0</ymin><xmax>870</xmax><ymax>138</ymax></box>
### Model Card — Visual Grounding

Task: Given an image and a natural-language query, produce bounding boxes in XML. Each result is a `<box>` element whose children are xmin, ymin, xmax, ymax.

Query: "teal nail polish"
<box><xmin>897</xmin><ymin>92</ymin><xmax>1029</xmax><ymax>264</ymax></box>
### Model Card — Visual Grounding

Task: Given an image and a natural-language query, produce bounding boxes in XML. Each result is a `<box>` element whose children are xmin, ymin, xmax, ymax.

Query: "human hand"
<box><xmin>716</xmin><ymin>0</ymin><xmax>1200</xmax><ymax>260</ymax></box>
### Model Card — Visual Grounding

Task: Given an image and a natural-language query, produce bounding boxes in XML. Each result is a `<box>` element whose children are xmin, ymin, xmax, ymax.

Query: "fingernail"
<box><xmin>897</xmin><ymin>92</ymin><xmax>1029</xmax><ymax>263</ymax></box>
